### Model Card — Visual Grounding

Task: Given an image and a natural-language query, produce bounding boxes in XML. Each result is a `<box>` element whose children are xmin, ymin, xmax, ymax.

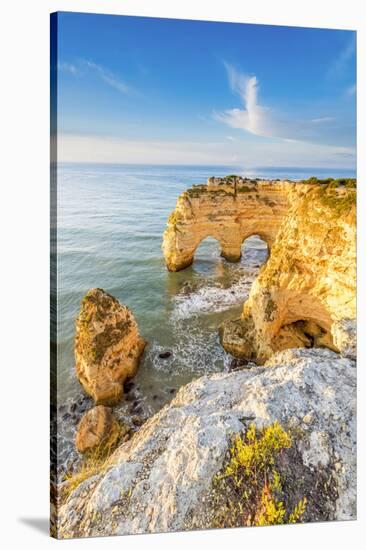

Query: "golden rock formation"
<box><xmin>75</xmin><ymin>405</ymin><xmax>120</xmax><ymax>454</ymax></box>
<box><xmin>75</xmin><ymin>288</ymin><xmax>146</xmax><ymax>405</ymax></box>
<box><xmin>162</xmin><ymin>177</ymin><xmax>292</xmax><ymax>271</ymax></box>
<box><xmin>220</xmin><ymin>183</ymin><xmax>356</xmax><ymax>362</ymax></box>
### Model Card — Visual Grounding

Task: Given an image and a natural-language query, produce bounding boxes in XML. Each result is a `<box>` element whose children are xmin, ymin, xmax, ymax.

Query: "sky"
<box><xmin>54</xmin><ymin>12</ymin><xmax>356</xmax><ymax>168</ymax></box>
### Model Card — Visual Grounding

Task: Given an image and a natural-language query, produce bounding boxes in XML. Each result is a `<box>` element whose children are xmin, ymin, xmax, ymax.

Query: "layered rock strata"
<box><xmin>58</xmin><ymin>348</ymin><xmax>356</xmax><ymax>538</ymax></box>
<box><xmin>220</xmin><ymin>183</ymin><xmax>356</xmax><ymax>362</ymax></box>
<box><xmin>75</xmin><ymin>288</ymin><xmax>146</xmax><ymax>405</ymax></box>
<box><xmin>162</xmin><ymin>177</ymin><xmax>291</xmax><ymax>271</ymax></box>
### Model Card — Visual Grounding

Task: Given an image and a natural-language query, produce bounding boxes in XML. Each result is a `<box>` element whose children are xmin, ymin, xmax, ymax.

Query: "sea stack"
<box><xmin>75</xmin><ymin>288</ymin><xmax>146</xmax><ymax>405</ymax></box>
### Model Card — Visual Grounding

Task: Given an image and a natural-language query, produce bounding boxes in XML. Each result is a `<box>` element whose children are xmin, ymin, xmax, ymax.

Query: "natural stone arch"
<box><xmin>162</xmin><ymin>177</ymin><xmax>292</xmax><ymax>271</ymax></box>
<box><xmin>220</xmin><ymin>182</ymin><xmax>356</xmax><ymax>363</ymax></box>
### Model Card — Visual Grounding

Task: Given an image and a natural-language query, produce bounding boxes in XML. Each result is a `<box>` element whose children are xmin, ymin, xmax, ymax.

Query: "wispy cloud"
<box><xmin>84</xmin><ymin>60</ymin><xmax>132</xmax><ymax>94</ymax></box>
<box><xmin>346</xmin><ymin>84</ymin><xmax>356</xmax><ymax>96</ymax></box>
<box><xmin>58</xmin><ymin>59</ymin><xmax>134</xmax><ymax>95</ymax></box>
<box><xmin>215</xmin><ymin>63</ymin><xmax>354</xmax><ymax>150</ymax></box>
<box><xmin>327</xmin><ymin>35</ymin><xmax>356</xmax><ymax>79</ymax></box>
<box><xmin>309</xmin><ymin>117</ymin><xmax>335</xmax><ymax>124</ymax></box>
<box><xmin>214</xmin><ymin>63</ymin><xmax>273</xmax><ymax>138</ymax></box>
<box><xmin>58</xmin><ymin>132</ymin><xmax>356</xmax><ymax>168</ymax></box>
<box><xmin>58</xmin><ymin>62</ymin><xmax>79</xmax><ymax>75</ymax></box>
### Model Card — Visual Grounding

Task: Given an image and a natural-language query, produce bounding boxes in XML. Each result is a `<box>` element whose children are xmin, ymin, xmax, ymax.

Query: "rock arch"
<box><xmin>162</xmin><ymin>177</ymin><xmax>292</xmax><ymax>271</ymax></box>
<box><xmin>219</xmin><ymin>182</ymin><xmax>357</xmax><ymax>362</ymax></box>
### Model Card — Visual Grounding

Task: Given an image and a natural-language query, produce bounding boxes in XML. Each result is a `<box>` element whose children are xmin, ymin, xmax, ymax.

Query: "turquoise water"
<box><xmin>56</xmin><ymin>163</ymin><xmax>355</xmax><ymax>472</ymax></box>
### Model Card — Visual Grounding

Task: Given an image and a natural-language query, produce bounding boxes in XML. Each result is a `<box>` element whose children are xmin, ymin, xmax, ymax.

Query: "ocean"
<box><xmin>55</xmin><ymin>163</ymin><xmax>355</xmax><ymax>473</ymax></box>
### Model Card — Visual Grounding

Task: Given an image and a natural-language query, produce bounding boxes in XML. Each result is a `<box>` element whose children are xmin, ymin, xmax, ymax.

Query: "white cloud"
<box><xmin>58</xmin><ymin>62</ymin><xmax>79</xmax><ymax>75</ymax></box>
<box><xmin>215</xmin><ymin>64</ymin><xmax>274</xmax><ymax>138</ymax></box>
<box><xmin>58</xmin><ymin>133</ymin><xmax>355</xmax><ymax>169</ymax></box>
<box><xmin>215</xmin><ymin>63</ymin><xmax>354</xmax><ymax>150</ymax></box>
<box><xmin>84</xmin><ymin>60</ymin><xmax>131</xmax><ymax>94</ymax></box>
<box><xmin>309</xmin><ymin>117</ymin><xmax>335</xmax><ymax>124</ymax></box>
<box><xmin>58</xmin><ymin>59</ymin><xmax>133</xmax><ymax>94</ymax></box>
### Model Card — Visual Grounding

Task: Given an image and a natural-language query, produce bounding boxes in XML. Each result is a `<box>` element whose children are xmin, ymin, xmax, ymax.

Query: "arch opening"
<box><xmin>241</xmin><ymin>234</ymin><xmax>269</xmax><ymax>270</ymax></box>
<box><xmin>192</xmin><ymin>236</ymin><xmax>223</xmax><ymax>273</ymax></box>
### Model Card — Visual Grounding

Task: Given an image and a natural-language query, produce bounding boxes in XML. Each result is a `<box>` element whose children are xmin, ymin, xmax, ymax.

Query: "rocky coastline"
<box><xmin>54</xmin><ymin>176</ymin><xmax>357</xmax><ymax>538</ymax></box>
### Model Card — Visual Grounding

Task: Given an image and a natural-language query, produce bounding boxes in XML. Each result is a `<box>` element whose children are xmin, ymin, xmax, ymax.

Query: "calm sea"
<box><xmin>55</xmin><ymin>163</ymin><xmax>355</xmax><ymax>472</ymax></box>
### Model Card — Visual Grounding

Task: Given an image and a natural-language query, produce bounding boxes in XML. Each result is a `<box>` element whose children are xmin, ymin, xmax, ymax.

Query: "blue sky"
<box><xmin>55</xmin><ymin>12</ymin><xmax>356</xmax><ymax>168</ymax></box>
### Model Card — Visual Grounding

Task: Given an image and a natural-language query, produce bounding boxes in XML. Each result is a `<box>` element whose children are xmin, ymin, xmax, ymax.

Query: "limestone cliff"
<box><xmin>58</xmin><ymin>348</ymin><xmax>356</xmax><ymax>538</ymax></box>
<box><xmin>75</xmin><ymin>289</ymin><xmax>146</xmax><ymax>405</ymax></box>
<box><xmin>220</xmin><ymin>182</ymin><xmax>356</xmax><ymax>363</ymax></box>
<box><xmin>162</xmin><ymin>176</ymin><xmax>291</xmax><ymax>271</ymax></box>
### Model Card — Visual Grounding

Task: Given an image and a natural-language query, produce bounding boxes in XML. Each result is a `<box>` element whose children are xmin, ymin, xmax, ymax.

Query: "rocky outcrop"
<box><xmin>75</xmin><ymin>289</ymin><xmax>146</xmax><ymax>405</ymax></box>
<box><xmin>162</xmin><ymin>177</ymin><xmax>291</xmax><ymax>271</ymax></box>
<box><xmin>58</xmin><ymin>348</ymin><xmax>356</xmax><ymax>538</ymax></box>
<box><xmin>220</xmin><ymin>183</ymin><xmax>356</xmax><ymax>363</ymax></box>
<box><xmin>75</xmin><ymin>406</ymin><xmax>120</xmax><ymax>454</ymax></box>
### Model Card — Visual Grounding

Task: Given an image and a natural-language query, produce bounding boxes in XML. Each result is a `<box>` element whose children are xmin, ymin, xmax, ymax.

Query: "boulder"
<box><xmin>75</xmin><ymin>288</ymin><xmax>146</xmax><ymax>405</ymax></box>
<box><xmin>59</xmin><ymin>348</ymin><xmax>356</xmax><ymax>538</ymax></box>
<box><xmin>75</xmin><ymin>405</ymin><xmax>120</xmax><ymax>454</ymax></box>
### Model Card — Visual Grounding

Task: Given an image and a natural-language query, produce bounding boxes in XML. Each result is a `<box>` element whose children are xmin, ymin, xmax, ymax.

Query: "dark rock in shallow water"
<box><xmin>131</xmin><ymin>415</ymin><xmax>145</xmax><ymax>427</ymax></box>
<box><xmin>182</xmin><ymin>282</ymin><xmax>193</xmax><ymax>294</ymax></box>
<box><xmin>62</xmin><ymin>412</ymin><xmax>71</xmax><ymax>421</ymax></box>
<box><xmin>159</xmin><ymin>351</ymin><xmax>172</xmax><ymax>359</ymax></box>
<box><xmin>124</xmin><ymin>381</ymin><xmax>135</xmax><ymax>393</ymax></box>
<box><xmin>70</xmin><ymin>403</ymin><xmax>77</xmax><ymax>413</ymax></box>
<box><xmin>169</xmin><ymin>388</ymin><xmax>176</xmax><ymax>394</ymax></box>
<box><xmin>230</xmin><ymin>357</ymin><xmax>250</xmax><ymax>371</ymax></box>
<box><xmin>125</xmin><ymin>392</ymin><xmax>137</xmax><ymax>402</ymax></box>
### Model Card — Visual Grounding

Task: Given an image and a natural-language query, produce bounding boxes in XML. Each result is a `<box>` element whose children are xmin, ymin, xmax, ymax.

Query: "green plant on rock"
<box><xmin>212</xmin><ymin>422</ymin><xmax>307</xmax><ymax>528</ymax></box>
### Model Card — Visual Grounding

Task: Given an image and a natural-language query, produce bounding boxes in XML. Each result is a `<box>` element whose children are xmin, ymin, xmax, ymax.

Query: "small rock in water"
<box><xmin>230</xmin><ymin>357</ymin><xmax>250</xmax><ymax>371</ymax></box>
<box><xmin>159</xmin><ymin>351</ymin><xmax>172</xmax><ymax>359</ymax></box>
<box><xmin>131</xmin><ymin>415</ymin><xmax>145</xmax><ymax>427</ymax></box>
<box><xmin>169</xmin><ymin>388</ymin><xmax>176</xmax><ymax>394</ymax></box>
<box><xmin>124</xmin><ymin>381</ymin><xmax>135</xmax><ymax>393</ymax></box>
<box><xmin>70</xmin><ymin>403</ymin><xmax>77</xmax><ymax>413</ymax></box>
<box><xmin>182</xmin><ymin>282</ymin><xmax>193</xmax><ymax>294</ymax></box>
<box><xmin>62</xmin><ymin>413</ymin><xmax>71</xmax><ymax>421</ymax></box>
<box><xmin>125</xmin><ymin>392</ymin><xmax>137</xmax><ymax>402</ymax></box>
<box><xmin>153</xmin><ymin>395</ymin><xmax>159</xmax><ymax>400</ymax></box>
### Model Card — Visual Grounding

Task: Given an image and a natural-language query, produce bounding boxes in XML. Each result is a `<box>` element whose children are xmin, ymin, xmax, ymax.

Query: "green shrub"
<box><xmin>211</xmin><ymin>422</ymin><xmax>307</xmax><ymax>527</ymax></box>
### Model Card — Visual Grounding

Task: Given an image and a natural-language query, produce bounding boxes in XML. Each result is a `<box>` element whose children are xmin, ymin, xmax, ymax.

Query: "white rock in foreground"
<box><xmin>58</xmin><ymin>348</ymin><xmax>356</xmax><ymax>538</ymax></box>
